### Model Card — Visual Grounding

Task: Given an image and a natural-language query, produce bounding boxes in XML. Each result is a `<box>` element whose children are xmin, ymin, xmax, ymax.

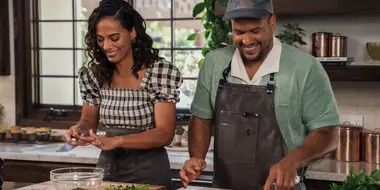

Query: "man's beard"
<box><xmin>238</xmin><ymin>46</ymin><xmax>266</xmax><ymax>64</ymax></box>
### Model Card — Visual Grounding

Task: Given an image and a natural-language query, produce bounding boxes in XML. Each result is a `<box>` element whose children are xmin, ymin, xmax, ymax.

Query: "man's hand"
<box><xmin>179</xmin><ymin>157</ymin><xmax>206</xmax><ymax>189</ymax></box>
<box><xmin>264</xmin><ymin>156</ymin><xmax>299</xmax><ymax>190</ymax></box>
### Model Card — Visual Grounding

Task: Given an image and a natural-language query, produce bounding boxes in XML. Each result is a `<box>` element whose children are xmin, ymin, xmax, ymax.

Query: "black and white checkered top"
<box><xmin>78</xmin><ymin>60</ymin><xmax>183</xmax><ymax>130</ymax></box>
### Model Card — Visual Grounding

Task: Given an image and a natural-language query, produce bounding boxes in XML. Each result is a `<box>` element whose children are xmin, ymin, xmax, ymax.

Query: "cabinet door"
<box><xmin>273</xmin><ymin>0</ymin><xmax>340</xmax><ymax>15</ymax></box>
<box><xmin>339</xmin><ymin>0</ymin><xmax>380</xmax><ymax>12</ymax></box>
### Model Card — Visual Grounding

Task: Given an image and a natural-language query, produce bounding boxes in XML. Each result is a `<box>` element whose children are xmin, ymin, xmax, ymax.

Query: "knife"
<box><xmin>55</xmin><ymin>132</ymin><xmax>85</xmax><ymax>152</ymax></box>
<box><xmin>56</xmin><ymin>142</ymin><xmax>76</xmax><ymax>152</ymax></box>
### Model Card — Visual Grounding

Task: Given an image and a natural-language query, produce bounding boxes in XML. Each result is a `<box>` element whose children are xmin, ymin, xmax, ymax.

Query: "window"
<box><xmin>134</xmin><ymin>0</ymin><xmax>205</xmax><ymax>110</ymax></box>
<box><xmin>33</xmin><ymin>0</ymin><xmax>105</xmax><ymax>110</ymax></box>
<box><xmin>26</xmin><ymin>0</ymin><xmax>204</xmax><ymax>122</ymax></box>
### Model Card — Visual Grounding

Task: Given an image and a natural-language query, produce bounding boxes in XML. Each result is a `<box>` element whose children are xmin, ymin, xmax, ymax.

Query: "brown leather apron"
<box><xmin>97</xmin><ymin>127</ymin><xmax>173</xmax><ymax>190</ymax></box>
<box><xmin>213</xmin><ymin>63</ymin><xmax>304</xmax><ymax>190</ymax></box>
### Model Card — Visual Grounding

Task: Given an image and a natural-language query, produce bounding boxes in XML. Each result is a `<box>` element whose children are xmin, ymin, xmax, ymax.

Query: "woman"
<box><xmin>63</xmin><ymin>0</ymin><xmax>182</xmax><ymax>189</ymax></box>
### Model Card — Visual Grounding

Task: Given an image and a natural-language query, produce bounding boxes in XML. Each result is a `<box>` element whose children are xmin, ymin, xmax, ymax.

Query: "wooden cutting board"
<box><xmin>14</xmin><ymin>181</ymin><xmax>166</xmax><ymax>190</ymax></box>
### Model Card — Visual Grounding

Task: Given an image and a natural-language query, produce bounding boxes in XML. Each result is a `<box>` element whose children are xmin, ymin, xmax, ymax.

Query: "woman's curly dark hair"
<box><xmin>84</xmin><ymin>0</ymin><xmax>163</xmax><ymax>87</ymax></box>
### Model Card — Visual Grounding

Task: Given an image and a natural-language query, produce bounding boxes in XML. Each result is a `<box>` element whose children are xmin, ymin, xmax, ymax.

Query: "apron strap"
<box><xmin>219</xmin><ymin>62</ymin><xmax>232</xmax><ymax>88</ymax></box>
<box><xmin>297</xmin><ymin>166</ymin><xmax>308</xmax><ymax>182</ymax></box>
<box><xmin>266</xmin><ymin>73</ymin><xmax>276</xmax><ymax>94</ymax></box>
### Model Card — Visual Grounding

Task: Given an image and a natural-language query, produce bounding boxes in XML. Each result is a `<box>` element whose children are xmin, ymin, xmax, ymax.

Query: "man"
<box><xmin>179</xmin><ymin>0</ymin><xmax>339</xmax><ymax>189</ymax></box>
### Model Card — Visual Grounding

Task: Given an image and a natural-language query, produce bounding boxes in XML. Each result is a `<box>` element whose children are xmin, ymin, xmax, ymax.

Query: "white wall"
<box><xmin>0</xmin><ymin>0</ymin><xmax>15</xmax><ymax>127</ymax></box>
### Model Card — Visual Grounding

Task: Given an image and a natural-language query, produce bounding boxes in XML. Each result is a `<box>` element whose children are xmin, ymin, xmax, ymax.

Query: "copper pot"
<box><xmin>329</xmin><ymin>33</ymin><xmax>347</xmax><ymax>57</ymax></box>
<box><xmin>312</xmin><ymin>30</ymin><xmax>332</xmax><ymax>57</ymax></box>
<box><xmin>364</xmin><ymin>128</ymin><xmax>380</xmax><ymax>164</ymax></box>
<box><xmin>335</xmin><ymin>122</ymin><xmax>363</xmax><ymax>162</ymax></box>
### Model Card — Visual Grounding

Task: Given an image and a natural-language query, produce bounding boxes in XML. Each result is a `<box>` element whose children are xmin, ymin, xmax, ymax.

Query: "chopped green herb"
<box><xmin>104</xmin><ymin>184</ymin><xmax>150</xmax><ymax>190</ymax></box>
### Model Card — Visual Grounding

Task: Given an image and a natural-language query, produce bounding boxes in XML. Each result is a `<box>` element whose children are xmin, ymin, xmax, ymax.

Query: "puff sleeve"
<box><xmin>78</xmin><ymin>67</ymin><xmax>101</xmax><ymax>107</ymax></box>
<box><xmin>150</xmin><ymin>60</ymin><xmax>183</xmax><ymax>104</ymax></box>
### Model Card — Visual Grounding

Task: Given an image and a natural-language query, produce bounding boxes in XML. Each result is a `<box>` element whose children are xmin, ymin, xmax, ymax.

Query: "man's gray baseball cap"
<box><xmin>222</xmin><ymin>0</ymin><xmax>274</xmax><ymax>21</ymax></box>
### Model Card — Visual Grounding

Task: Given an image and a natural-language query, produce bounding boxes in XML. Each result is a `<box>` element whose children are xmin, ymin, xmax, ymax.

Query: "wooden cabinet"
<box><xmin>338</xmin><ymin>0</ymin><xmax>380</xmax><ymax>13</ymax></box>
<box><xmin>0</xmin><ymin>0</ymin><xmax>10</xmax><ymax>75</ymax></box>
<box><xmin>324</xmin><ymin>66</ymin><xmax>380</xmax><ymax>81</ymax></box>
<box><xmin>273</xmin><ymin>0</ymin><xmax>339</xmax><ymax>15</ymax></box>
<box><xmin>273</xmin><ymin>0</ymin><xmax>380</xmax><ymax>15</ymax></box>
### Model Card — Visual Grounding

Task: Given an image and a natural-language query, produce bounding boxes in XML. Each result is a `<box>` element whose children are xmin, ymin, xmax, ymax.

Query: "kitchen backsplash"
<box><xmin>332</xmin><ymin>82</ymin><xmax>380</xmax><ymax>130</ymax></box>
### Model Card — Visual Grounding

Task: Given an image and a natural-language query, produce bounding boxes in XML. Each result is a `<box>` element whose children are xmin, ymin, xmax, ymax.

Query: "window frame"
<box><xmin>15</xmin><ymin>0</ymin><xmax>196</xmax><ymax>128</ymax></box>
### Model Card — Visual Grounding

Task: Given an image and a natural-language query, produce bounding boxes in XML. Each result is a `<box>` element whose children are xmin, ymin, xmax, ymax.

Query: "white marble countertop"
<box><xmin>0</xmin><ymin>142</ymin><xmax>214</xmax><ymax>172</ymax></box>
<box><xmin>1</xmin><ymin>142</ymin><xmax>380</xmax><ymax>182</ymax></box>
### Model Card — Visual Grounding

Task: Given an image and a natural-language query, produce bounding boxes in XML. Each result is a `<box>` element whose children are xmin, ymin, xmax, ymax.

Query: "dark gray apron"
<box><xmin>213</xmin><ymin>63</ymin><xmax>304</xmax><ymax>190</ymax></box>
<box><xmin>97</xmin><ymin>127</ymin><xmax>173</xmax><ymax>190</ymax></box>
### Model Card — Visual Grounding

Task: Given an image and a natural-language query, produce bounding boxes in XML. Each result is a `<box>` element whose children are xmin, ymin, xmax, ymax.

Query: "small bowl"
<box><xmin>366</xmin><ymin>42</ymin><xmax>380</xmax><ymax>61</ymax></box>
<box><xmin>50</xmin><ymin>167</ymin><xmax>104</xmax><ymax>190</ymax></box>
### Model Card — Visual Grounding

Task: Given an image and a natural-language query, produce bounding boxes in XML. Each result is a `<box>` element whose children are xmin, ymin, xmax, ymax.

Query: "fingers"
<box><xmin>183</xmin><ymin>160</ymin><xmax>197</xmax><ymax>176</ymax></box>
<box><xmin>64</xmin><ymin>130</ymin><xmax>73</xmax><ymax>143</ymax></box>
<box><xmin>264</xmin><ymin>170</ymin><xmax>276</xmax><ymax>190</ymax></box>
<box><xmin>180</xmin><ymin>158</ymin><xmax>206</xmax><ymax>189</ymax></box>
<box><xmin>64</xmin><ymin>125</ymin><xmax>79</xmax><ymax>143</ymax></box>
<box><xmin>276</xmin><ymin>171</ymin><xmax>285</xmax><ymax>190</ymax></box>
<box><xmin>179</xmin><ymin>168</ymin><xmax>189</xmax><ymax>188</ymax></box>
<box><xmin>288</xmin><ymin>177</ymin><xmax>296</xmax><ymax>190</ymax></box>
<box><xmin>79</xmin><ymin>130</ymin><xmax>96</xmax><ymax>142</ymax></box>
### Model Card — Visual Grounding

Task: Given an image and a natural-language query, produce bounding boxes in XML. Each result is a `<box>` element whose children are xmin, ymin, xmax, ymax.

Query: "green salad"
<box><xmin>105</xmin><ymin>184</ymin><xmax>150</xmax><ymax>190</ymax></box>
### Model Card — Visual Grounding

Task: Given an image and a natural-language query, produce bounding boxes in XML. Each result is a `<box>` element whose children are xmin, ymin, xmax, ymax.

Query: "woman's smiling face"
<box><xmin>96</xmin><ymin>16</ymin><xmax>136</xmax><ymax>63</ymax></box>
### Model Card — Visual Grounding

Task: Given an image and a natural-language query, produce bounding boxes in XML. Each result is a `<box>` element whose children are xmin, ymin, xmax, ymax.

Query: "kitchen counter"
<box><xmin>14</xmin><ymin>181</ymin><xmax>166</xmax><ymax>190</ymax></box>
<box><xmin>1</xmin><ymin>142</ymin><xmax>380</xmax><ymax>183</ymax></box>
<box><xmin>0</xmin><ymin>142</ymin><xmax>214</xmax><ymax>172</ymax></box>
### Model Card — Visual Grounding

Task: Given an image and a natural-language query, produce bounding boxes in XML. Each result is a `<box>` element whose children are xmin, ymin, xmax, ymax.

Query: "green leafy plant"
<box><xmin>275</xmin><ymin>23</ymin><xmax>307</xmax><ymax>47</ymax></box>
<box><xmin>330</xmin><ymin>167</ymin><xmax>380</xmax><ymax>190</ymax></box>
<box><xmin>105</xmin><ymin>184</ymin><xmax>150</xmax><ymax>190</ymax></box>
<box><xmin>187</xmin><ymin>0</ymin><xmax>232</xmax><ymax>67</ymax></box>
<box><xmin>0</xmin><ymin>103</ymin><xmax>4</xmax><ymax>120</ymax></box>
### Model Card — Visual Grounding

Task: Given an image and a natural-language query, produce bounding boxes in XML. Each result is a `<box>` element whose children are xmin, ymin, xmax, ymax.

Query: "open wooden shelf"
<box><xmin>324</xmin><ymin>66</ymin><xmax>380</xmax><ymax>81</ymax></box>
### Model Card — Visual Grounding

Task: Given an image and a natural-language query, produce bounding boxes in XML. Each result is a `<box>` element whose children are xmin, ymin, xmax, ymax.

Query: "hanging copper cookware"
<box><xmin>364</xmin><ymin>128</ymin><xmax>380</xmax><ymax>164</ymax></box>
<box><xmin>335</xmin><ymin>122</ymin><xmax>363</xmax><ymax>162</ymax></box>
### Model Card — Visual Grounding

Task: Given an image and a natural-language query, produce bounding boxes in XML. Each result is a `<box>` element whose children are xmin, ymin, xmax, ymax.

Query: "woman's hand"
<box><xmin>64</xmin><ymin>125</ymin><xmax>91</xmax><ymax>146</ymax></box>
<box><xmin>79</xmin><ymin>129</ymin><xmax>119</xmax><ymax>151</ymax></box>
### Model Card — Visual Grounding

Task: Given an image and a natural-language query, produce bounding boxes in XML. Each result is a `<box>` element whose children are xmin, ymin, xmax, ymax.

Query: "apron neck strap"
<box><xmin>219</xmin><ymin>62</ymin><xmax>276</xmax><ymax>93</ymax></box>
<box><xmin>266</xmin><ymin>73</ymin><xmax>276</xmax><ymax>94</ymax></box>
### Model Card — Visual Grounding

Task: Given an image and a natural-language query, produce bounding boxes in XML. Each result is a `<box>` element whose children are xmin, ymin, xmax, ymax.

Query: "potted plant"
<box><xmin>187</xmin><ymin>0</ymin><xmax>231</xmax><ymax>67</ymax></box>
<box><xmin>187</xmin><ymin>1</ymin><xmax>307</xmax><ymax>67</ymax></box>
<box><xmin>275</xmin><ymin>22</ymin><xmax>307</xmax><ymax>47</ymax></box>
<box><xmin>330</xmin><ymin>167</ymin><xmax>380</xmax><ymax>190</ymax></box>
